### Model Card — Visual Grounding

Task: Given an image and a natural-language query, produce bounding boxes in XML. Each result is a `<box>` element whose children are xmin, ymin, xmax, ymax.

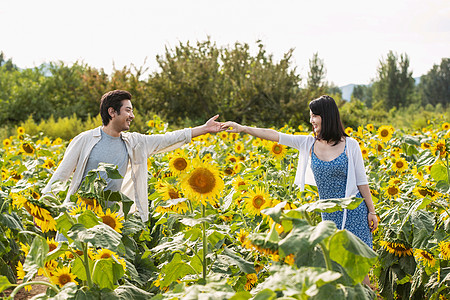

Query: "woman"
<box><xmin>221</xmin><ymin>95</ymin><xmax>378</xmax><ymax>285</ymax></box>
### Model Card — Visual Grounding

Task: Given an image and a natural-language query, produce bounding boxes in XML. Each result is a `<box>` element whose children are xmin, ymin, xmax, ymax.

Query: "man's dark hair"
<box><xmin>100</xmin><ymin>90</ymin><xmax>132</xmax><ymax>125</ymax></box>
<box><xmin>309</xmin><ymin>95</ymin><xmax>347</xmax><ymax>145</ymax></box>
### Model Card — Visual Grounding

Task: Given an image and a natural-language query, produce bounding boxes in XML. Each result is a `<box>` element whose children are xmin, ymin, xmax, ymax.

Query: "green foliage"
<box><xmin>418</xmin><ymin>58</ymin><xmax>450</xmax><ymax>106</ymax></box>
<box><xmin>372</xmin><ymin>51</ymin><xmax>416</xmax><ymax>109</ymax></box>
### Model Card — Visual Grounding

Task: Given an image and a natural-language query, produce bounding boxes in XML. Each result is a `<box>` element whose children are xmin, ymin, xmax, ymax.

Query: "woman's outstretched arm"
<box><xmin>221</xmin><ymin>121</ymin><xmax>279</xmax><ymax>142</ymax></box>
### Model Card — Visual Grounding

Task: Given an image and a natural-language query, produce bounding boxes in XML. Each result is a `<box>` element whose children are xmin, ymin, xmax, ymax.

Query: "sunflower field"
<box><xmin>0</xmin><ymin>117</ymin><xmax>449</xmax><ymax>299</ymax></box>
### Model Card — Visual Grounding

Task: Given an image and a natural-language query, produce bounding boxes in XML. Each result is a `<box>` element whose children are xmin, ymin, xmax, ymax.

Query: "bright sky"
<box><xmin>1</xmin><ymin>0</ymin><xmax>449</xmax><ymax>86</ymax></box>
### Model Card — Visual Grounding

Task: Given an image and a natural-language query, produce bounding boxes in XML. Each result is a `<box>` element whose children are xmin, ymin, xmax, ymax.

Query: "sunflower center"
<box><xmin>388</xmin><ymin>186</ymin><xmax>398</xmax><ymax>195</ymax></box>
<box><xmin>81</xmin><ymin>197</ymin><xmax>95</xmax><ymax>206</ymax></box>
<box><xmin>48</xmin><ymin>244</ymin><xmax>57</xmax><ymax>252</ymax></box>
<box><xmin>272</xmin><ymin>145</ymin><xmax>282</xmax><ymax>154</ymax></box>
<box><xmin>102</xmin><ymin>215</ymin><xmax>117</xmax><ymax>229</ymax></box>
<box><xmin>101</xmin><ymin>253</ymin><xmax>112</xmax><ymax>259</ymax></box>
<box><xmin>22</xmin><ymin>143</ymin><xmax>34</xmax><ymax>153</ymax></box>
<box><xmin>396</xmin><ymin>161</ymin><xmax>404</xmax><ymax>168</ymax></box>
<box><xmin>380</xmin><ymin>129</ymin><xmax>389</xmax><ymax>137</ymax></box>
<box><xmin>168</xmin><ymin>189</ymin><xmax>180</xmax><ymax>199</ymax></box>
<box><xmin>58</xmin><ymin>274</ymin><xmax>72</xmax><ymax>285</ymax></box>
<box><xmin>188</xmin><ymin>168</ymin><xmax>216</xmax><ymax>194</ymax></box>
<box><xmin>173</xmin><ymin>158</ymin><xmax>188</xmax><ymax>171</ymax></box>
<box><xmin>224</xmin><ymin>167</ymin><xmax>234</xmax><ymax>175</ymax></box>
<box><xmin>252</xmin><ymin>196</ymin><xmax>265</xmax><ymax>209</ymax></box>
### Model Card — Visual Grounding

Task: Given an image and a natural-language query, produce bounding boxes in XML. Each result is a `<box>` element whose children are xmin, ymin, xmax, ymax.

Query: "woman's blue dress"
<box><xmin>311</xmin><ymin>141</ymin><xmax>373</xmax><ymax>248</ymax></box>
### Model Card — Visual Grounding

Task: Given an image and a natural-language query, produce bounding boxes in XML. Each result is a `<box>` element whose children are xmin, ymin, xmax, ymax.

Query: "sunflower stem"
<box><xmin>82</xmin><ymin>243</ymin><xmax>93</xmax><ymax>289</ymax></box>
<box><xmin>202</xmin><ymin>204</ymin><xmax>207</xmax><ymax>282</ymax></box>
<box><xmin>9</xmin><ymin>281</ymin><xmax>60</xmax><ymax>298</ymax></box>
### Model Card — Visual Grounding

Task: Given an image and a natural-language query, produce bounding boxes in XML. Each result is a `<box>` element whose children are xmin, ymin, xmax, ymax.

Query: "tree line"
<box><xmin>0</xmin><ymin>40</ymin><xmax>448</xmax><ymax>132</ymax></box>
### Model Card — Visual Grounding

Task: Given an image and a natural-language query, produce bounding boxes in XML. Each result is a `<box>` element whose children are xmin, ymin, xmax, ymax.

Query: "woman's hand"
<box><xmin>221</xmin><ymin>121</ymin><xmax>244</xmax><ymax>133</ymax></box>
<box><xmin>368</xmin><ymin>213</ymin><xmax>379</xmax><ymax>233</ymax></box>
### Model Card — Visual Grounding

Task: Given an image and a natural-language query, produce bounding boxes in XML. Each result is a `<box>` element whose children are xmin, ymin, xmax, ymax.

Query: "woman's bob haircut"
<box><xmin>309</xmin><ymin>95</ymin><xmax>347</xmax><ymax>145</ymax></box>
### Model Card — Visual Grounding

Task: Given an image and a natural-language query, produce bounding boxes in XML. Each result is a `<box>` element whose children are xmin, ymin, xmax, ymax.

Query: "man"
<box><xmin>42</xmin><ymin>90</ymin><xmax>223</xmax><ymax>224</ymax></box>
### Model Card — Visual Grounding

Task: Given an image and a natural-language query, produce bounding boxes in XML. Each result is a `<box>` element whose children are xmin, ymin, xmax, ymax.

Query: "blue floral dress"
<box><xmin>311</xmin><ymin>141</ymin><xmax>373</xmax><ymax>248</ymax></box>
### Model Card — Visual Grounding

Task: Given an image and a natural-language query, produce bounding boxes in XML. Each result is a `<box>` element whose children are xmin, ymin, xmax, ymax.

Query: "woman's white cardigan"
<box><xmin>278</xmin><ymin>133</ymin><xmax>368</xmax><ymax>197</ymax></box>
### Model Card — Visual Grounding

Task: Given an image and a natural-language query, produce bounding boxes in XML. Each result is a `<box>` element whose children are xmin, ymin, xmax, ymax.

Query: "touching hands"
<box><xmin>221</xmin><ymin>121</ymin><xmax>243</xmax><ymax>133</ymax></box>
<box><xmin>204</xmin><ymin>115</ymin><xmax>225</xmax><ymax>133</ymax></box>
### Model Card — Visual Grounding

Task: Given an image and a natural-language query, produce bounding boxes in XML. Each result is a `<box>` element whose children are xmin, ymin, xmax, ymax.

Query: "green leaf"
<box><xmin>78</xmin><ymin>210</ymin><xmax>101</xmax><ymax>229</ymax></box>
<box><xmin>328</xmin><ymin>230</ymin><xmax>377</xmax><ymax>284</ymax></box>
<box><xmin>50</xmin><ymin>282</ymin><xmax>78</xmax><ymax>299</ymax></box>
<box><xmin>55</xmin><ymin>213</ymin><xmax>75</xmax><ymax>241</ymax></box>
<box><xmin>430</xmin><ymin>164</ymin><xmax>448</xmax><ymax>182</ymax></box>
<box><xmin>23</xmin><ymin>235</ymin><xmax>48</xmax><ymax>282</ymax></box>
<box><xmin>0</xmin><ymin>275</ymin><xmax>12</xmax><ymax>293</ymax></box>
<box><xmin>417</xmin><ymin>151</ymin><xmax>439</xmax><ymax>168</ymax></box>
<box><xmin>221</xmin><ymin>247</ymin><xmax>255</xmax><ymax>274</ymax></box>
<box><xmin>208</xmin><ymin>230</ymin><xmax>226</xmax><ymax>248</ymax></box>
<box><xmin>179</xmin><ymin>215</ymin><xmax>215</xmax><ymax>227</ymax></box>
<box><xmin>160</xmin><ymin>252</ymin><xmax>196</xmax><ymax>287</ymax></box>
<box><xmin>0</xmin><ymin>212</ymin><xmax>23</xmax><ymax>231</ymax></box>
<box><xmin>279</xmin><ymin>220</ymin><xmax>336</xmax><ymax>256</ymax></box>
<box><xmin>228</xmin><ymin>291</ymin><xmax>252</xmax><ymax>300</ymax></box>
<box><xmin>114</xmin><ymin>284</ymin><xmax>154</xmax><ymax>299</ymax></box>
<box><xmin>296</xmin><ymin>196</ymin><xmax>363</xmax><ymax>214</ymax></box>
<box><xmin>261</xmin><ymin>201</ymin><xmax>287</xmax><ymax>224</ymax></box>
<box><xmin>92</xmin><ymin>259</ymin><xmax>124</xmax><ymax>290</ymax></box>
<box><xmin>253</xmin><ymin>289</ymin><xmax>277</xmax><ymax>300</ymax></box>
<box><xmin>71</xmin><ymin>256</ymin><xmax>90</xmax><ymax>281</ymax></box>
<box><xmin>68</xmin><ymin>224</ymin><xmax>123</xmax><ymax>253</ymax></box>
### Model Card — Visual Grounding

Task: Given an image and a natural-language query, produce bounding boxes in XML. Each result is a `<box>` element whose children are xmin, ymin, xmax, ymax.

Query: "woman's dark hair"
<box><xmin>100</xmin><ymin>90</ymin><xmax>132</xmax><ymax>125</ymax></box>
<box><xmin>309</xmin><ymin>95</ymin><xmax>347</xmax><ymax>145</ymax></box>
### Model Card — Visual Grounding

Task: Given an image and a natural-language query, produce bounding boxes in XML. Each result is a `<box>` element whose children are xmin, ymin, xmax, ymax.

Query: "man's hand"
<box><xmin>204</xmin><ymin>114</ymin><xmax>224</xmax><ymax>133</ymax></box>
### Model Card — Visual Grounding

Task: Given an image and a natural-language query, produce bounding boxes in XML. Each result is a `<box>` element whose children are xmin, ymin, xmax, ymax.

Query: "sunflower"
<box><xmin>284</xmin><ymin>254</ymin><xmax>295</xmax><ymax>266</ymax></box>
<box><xmin>268</xmin><ymin>142</ymin><xmax>287</xmax><ymax>160</ymax></box>
<box><xmin>51</xmin><ymin>266</ymin><xmax>77</xmax><ymax>287</ymax></box>
<box><xmin>244</xmin><ymin>273</ymin><xmax>258</xmax><ymax>291</ymax></box>
<box><xmin>147</xmin><ymin>120</ymin><xmax>155</xmax><ymax>127</ymax></box>
<box><xmin>244</xmin><ymin>186</ymin><xmax>272</xmax><ymax>216</ymax></box>
<box><xmin>98</xmin><ymin>209</ymin><xmax>124</xmax><ymax>233</ymax></box>
<box><xmin>169</xmin><ymin>154</ymin><xmax>190</xmax><ymax>175</ymax></box>
<box><xmin>43</xmin><ymin>159</ymin><xmax>55</xmax><ymax>169</ymax></box>
<box><xmin>38</xmin><ymin>260</ymin><xmax>58</xmax><ymax>277</ymax></box>
<box><xmin>345</xmin><ymin>127</ymin><xmax>353</xmax><ymax>135</ymax></box>
<box><xmin>223</xmin><ymin>165</ymin><xmax>235</xmax><ymax>176</ymax></box>
<box><xmin>421</xmin><ymin>142</ymin><xmax>431</xmax><ymax>150</ymax></box>
<box><xmin>252</xmin><ymin>139</ymin><xmax>261</xmax><ymax>147</ymax></box>
<box><xmin>94</xmin><ymin>248</ymin><xmax>126</xmax><ymax>270</ymax></box>
<box><xmin>377</xmin><ymin>125</ymin><xmax>394</xmax><ymax>143</ymax></box>
<box><xmin>414</xmin><ymin>249</ymin><xmax>436</xmax><ymax>267</ymax></box>
<box><xmin>20</xmin><ymin>243</ymin><xmax>30</xmax><ymax>257</ymax></box>
<box><xmin>360</xmin><ymin>145</ymin><xmax>370</xmax><ymax>159</ymax></box>
<box><xmin>232</xmin><ymin>175</ymin><xmax>248</xmax><ymax>192</ymax></box>
<box><xmin>17</xmin><ymin>127</ymin><xmax>25</xmax><ymax>135</ymax></box>
<box><xmin>380</xmin><ymin>241</ymin><xmax>413</xmax><ymax>257</ymax></box>
<box><xmin>47</xmin><ymin>238</ymin><xmax>58</xmax><ymax>253</ymax></box>
<box><xmin>180</xmin><ymin>158</ymin><xmax>224</xmax><ymax>206</ymax></box>
<box><xmin>21</xmin><ymin>142</ymin><xmax>35</xmax><ymax>155</ymax></box>
<box><xmin>384</xmin><ymin>184</ymin><xmax>400</xmax><ymax>199</ymax></box>
<box><xmin>76</xmin><ymin>194</ymin><xmax>102</xmax><ymax>213</ymax></box>
<box><xmin>155</xmin><ymin>198</ymin><xmax>189</xmax><ymax>214</ymax></box>
<box><xmin>413</xmin><ymin>186</ymin><xmax>437</xmax><ymax>199</ymax></box>
<box><xmin>392</xmin><ymin>158</ymin><xmax>408</xmax><ymax>173</ymax></box>
<box><xmin>438</xmin><ymin>241</ymin><xmax>450</xmax><ymax>260</ymax></box>
<box><xmin>157</xmin><ymin>181</ymin><xmax>182</xmax><ymax>200</ymax></box>
<box><xmin>219</xmin><ymin>131</ymin><xmax>229</xmax><ymax>140</ymax></box>
<box><xmin>230</xmin><ymin>133</ymin><xmax>239</xmax><ymax>140</ymax></box>
<box><xmin>52</xmin><ymin>138</ymin><xmax>62</xmax><ymax>145</ymax></box>
<box><xmin>2</xmin><ymin>138</ymin><xmax>11</xmax><ymax>147</ymax></box>
<box><xmin>16</xmin><ymin>261</ymin><xmax>32</xmax><ymax>291</ymax></box>
<box><xmin>431</xmin><ymin>139</ymin><xmax>447</xmax><ymax>158</ymax></box>
<box><xmin>234</xmin><ymin>141</ymin><xmax>245</xmax><ymax>154</ymax></box>
<box><xmin>12</xmin><ymin>193</ymin><xmax>56</xmax><ymax>232</ymax></box>
<box><xmin>442</xmin><ymin>122</ymin><xmax>450</xmax><ymax>131</ymax></box>
<box><xmin>236</xmin><ymin>229</ymin><xmax>250</xmax><ymax>248</ymax></box>
<box><xmin>366</xmin><ymin>124</ymin><xmax>374</xmax><ymax>132</ymax></box>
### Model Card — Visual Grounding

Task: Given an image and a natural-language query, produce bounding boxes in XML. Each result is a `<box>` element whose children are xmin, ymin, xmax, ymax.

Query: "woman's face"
<box><xmin>309</xmin><ymin>110</ymin><xmax>322</xmax><ymax>135</ymax></box>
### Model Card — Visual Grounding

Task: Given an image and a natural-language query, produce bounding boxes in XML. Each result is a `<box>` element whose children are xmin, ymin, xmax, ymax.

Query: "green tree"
<box><xmin>418</xmin><ymin>58</ymin><xmax>449</xmax><ymax>106</ymax></box>
<box><xmin>372</xmin><ymin>51</ymin><xmax>415</xmax><ymax>109</ymax></box>
<box><xmin>351</xmin><ymin>84</ymin><xmax>373</xmax><ymax>107</ymax></box>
